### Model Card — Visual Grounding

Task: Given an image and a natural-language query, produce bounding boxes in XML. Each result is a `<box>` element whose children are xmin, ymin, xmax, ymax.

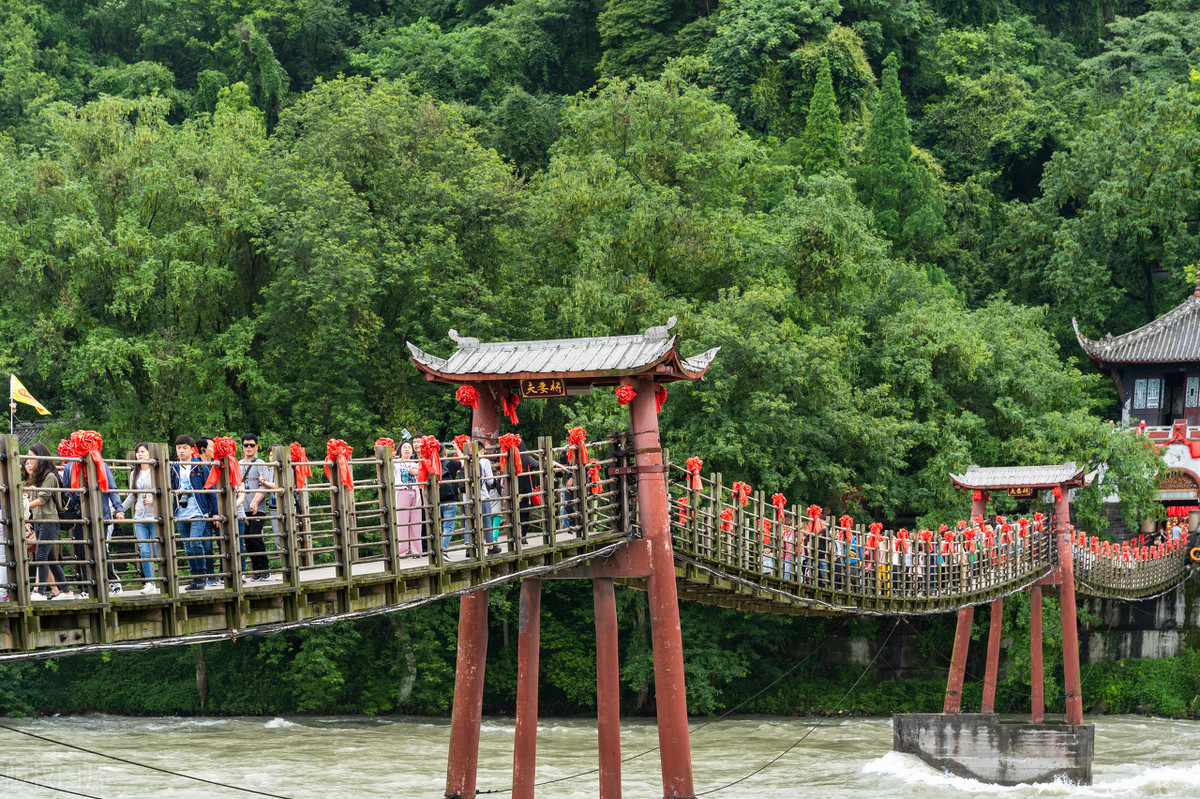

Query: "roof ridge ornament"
<box><xmin>448</xmin><ymin>329</ymin><xmax>480</xmax><ymax>349</ymax></box>
<box><xmin>644</xmin><ymin>316</ymin><xmax>677</xmax><ymax>341</ymax></box>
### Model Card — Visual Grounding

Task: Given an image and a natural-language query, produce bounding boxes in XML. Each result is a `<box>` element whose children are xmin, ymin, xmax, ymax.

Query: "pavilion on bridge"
<box><xmin>1075</xmin><ymin>274</ymin><xmax>1200</xmax><ymax>537</ymax></box>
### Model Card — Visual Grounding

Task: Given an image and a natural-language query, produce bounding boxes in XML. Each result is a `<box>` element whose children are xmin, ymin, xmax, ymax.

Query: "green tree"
<box><xmin>853</xmin><ymin>51</ymin><xmax>943</xmax><ymax>260</ymax></box>
<box><xmin>798</xmin><ymin>56</ymin><xmax>844</xmax><ymax>173</ymax></box>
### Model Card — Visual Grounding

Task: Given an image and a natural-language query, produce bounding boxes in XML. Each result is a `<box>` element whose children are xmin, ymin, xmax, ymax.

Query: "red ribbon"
<box><xmin>655</xmin><ymin>386</ymin><xmax>667</xmax><ymax>413</ymax></box>
<box><xmin>685</xmin><ymin>457</ymin><xmax>703</xmax><ymax>490</ymax></box>
<box><xmin>587</xmin><ymin>463</ymin><xmax>602</xmax><ymax>495</ymax></box>
<box><xmin>1052</xmin><ymin>486</ymin><xmax>1063</xmax><ymax>501</ymax></box>
<box><xmin>69</xmin><ymin>430</ymin><xmax>109</xmax><ymax>492</ymax></box>
<box><xmin>324</xmin><ymin>439</ymin><xmax>355</xmax><ymax>490</ymax></box>
<box><xmin>501</xmin><ymin>393</ymin><xmax>520</xmax><ymax>425</ymax></box>
<box><xmin>375</xmin><ymin>437</ymin><xmax>396</xmax><ymax>451</ymax></box>
<box><xmin>1017</xmin><ymin>518</ymin><xmax>1029</xmax><ymax>537</ymax></box>
<box><xmin>417</xmin><ymin>436</ymin><xmax>442</xmax><ymax>484</ymax></box>
<box><xmin>805</xmin><ymin>505</ymin><xmax>824</xmax><ymax>534</ymax></box>
<box><xmin>896</xmin><ymin>528</ymin><xmax>910</xmax><ymax>553</ymax></box>
<box><xmin>567</xmin><ymin>426</ymin><xmax>589</xmax><ymax>466</ymax></box>
<box><xmin>455</xmin><ymin>384</ymin><xmax>479</xmax><ymax>410</ymax></box>
<box><xmin>730</xmin><ymin>481</ymin><xmax>751</xmax><ymax>506</ymax></box>
<box><xmin>720</xmin><ymin>507</ymin><xmax>734</xmax><ymax>532</ymax></box>
<box><xmin>760</xmin><ymin>518</ymin><xmax>772</xmax><ymax>544</ymax></box>
<box><xmin>290</xmin><ymin>442</ymin><xmax>311</xmax><ymax>489</ymax></box>
<box><xmin>839</xmin><ymin>515</ymin><xmax>854</xmax><ymax>541</ymax></box>
<box><xmin>499</xmin><ymin>433</ymin><xmax>523</xmax><ymax>474</ymax></box>
<box><xmin>615</xmin><ymin>384</ymin><xmax>637</xmax><ymax>405</ymax></box>
<box><xmin>771</xmin><ymin>493</ymin><xmax>787</xmax><ymax>524</ymax></box>
<box><xmin>204</xmin><ymin>436</ymin><xmax>243</xmax><ymax>489</ymax></box>
<box><xmin>677</xmin><ymin>496</ymin><xmax>690</xmax><ymax>525</ymax></box>
<box><xmin>57</xmin><ymin>439</ymin><xmax>81</xmax><ymax>458</ymax></box>
<box><xmin>972</xmin><ymin>490</ymin><xmax>982</xmax><ymax>502</ymax></box>
<box><xmin>453</xmin><ymin>434</ymin><xmax>471</xmax><ymax>455</ymax></box>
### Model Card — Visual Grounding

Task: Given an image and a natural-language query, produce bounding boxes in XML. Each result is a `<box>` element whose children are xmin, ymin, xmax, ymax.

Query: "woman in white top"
<box><xmin>394</xmin><ymin>439</ymin><xmax>423</xmax><ymax>555</ymax></box>
<box><xmin>121</xmin><ymin>443</ymin><xmax>159</xmax><ymax>593</ymax></box>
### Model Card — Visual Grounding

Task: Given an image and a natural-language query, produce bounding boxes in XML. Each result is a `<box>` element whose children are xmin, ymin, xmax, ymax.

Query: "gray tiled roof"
<box><xmin>950</xmin><ymin>463</ymin><xmax>1089</xmax><ymax>490</ymax></box>
<box><xmin>408</xmin><ymin>318</ymin><xmax>719</xmax><ymax>381</ymax></box>
<box><xmin>1074</xmin><ymin>294</ymin><xmax>1200</xmax><ymax>364</ymax></box>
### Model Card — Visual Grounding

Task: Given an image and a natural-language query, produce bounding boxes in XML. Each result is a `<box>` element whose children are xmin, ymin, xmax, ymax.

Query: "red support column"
<box><xmin>446</xmin><ymin>389</ymin><xmax>500</xmax><ymax>799</ymax></box>
<box><xmin>943</xmin><ymin>606</ymin><xmax>975</xmax><ymax>714</ymax></box>
<box><xmin>512</xmin><ymin>578</ymin><xmax>542</xmax><ymax>799</ymax></box>
<box><xmin>594</xmin><ymin>577</ymin><xmax>622</xmax><ymax>799</ymax></box>
<box><xmin>1030</xmin><ymin>584</ymin><xmax>1044</xmax><ymax>724</ymax></box>
<box><xmin>943</xmin><ymin>492</ymin><xmax>988</xmax><ymax>714</ymax></box>
<box><xmin>1055</xmin><ymin>492</ymin><xmax>1084</xmax><ymax>725</ymax></box>
<box><xmin>629</xmin><ymin>377</ymin><xmax>695</xmax><ymax>799</ymax></box>
<box><xmin>981</xmin><ymin>598</ymin><xmax>1004</xmax><ymax>713</ymax></box>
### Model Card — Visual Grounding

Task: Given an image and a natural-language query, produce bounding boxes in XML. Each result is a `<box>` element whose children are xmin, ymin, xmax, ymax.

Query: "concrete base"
<box><xmin>893</xmin><ymin>713</ymin><xmax>1094</xmax><ymax>786</ymax></box>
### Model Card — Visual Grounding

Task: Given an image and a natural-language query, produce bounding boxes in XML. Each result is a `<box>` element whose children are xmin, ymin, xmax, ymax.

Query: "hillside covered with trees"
<box><xmin>0</xmin><ymin>0</ymin><xmax>1196</xmax><ymax>717</ymax></box>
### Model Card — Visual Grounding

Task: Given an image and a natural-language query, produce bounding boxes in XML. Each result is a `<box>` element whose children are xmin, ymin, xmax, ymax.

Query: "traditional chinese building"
<box><xmin>1075</xmin><ymin>277</ymin><xmax>1200</xmax><ymax>529</ymax></box>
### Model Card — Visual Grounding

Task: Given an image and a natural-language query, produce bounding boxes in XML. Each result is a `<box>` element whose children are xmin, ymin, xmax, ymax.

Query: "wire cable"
<box><xmin>0</xmin><ymin>771</ymin><xmax>103</xmax><ymax>798</ymax></box>
<box><xmin>0</xmin><ymin>724</ymin><xmax>293</xmax><ymax>798</ymax></box>
<box><xmin>695</xmin><ymin>618</ymin><xmax>900</xmax><ymax>796</ymax></box>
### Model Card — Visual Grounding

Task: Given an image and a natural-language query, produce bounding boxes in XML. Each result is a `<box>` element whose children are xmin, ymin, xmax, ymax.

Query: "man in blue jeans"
<box><xmin>172</xmin><ymin>436</ymin><xmax>215</xmax><ymax>591</ymax></box>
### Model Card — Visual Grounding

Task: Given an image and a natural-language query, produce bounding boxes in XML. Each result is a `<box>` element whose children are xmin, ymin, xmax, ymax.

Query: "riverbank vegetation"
<box><xmin>1</xmin><ymin>0</ymin><xmax>1197</xmax><ymax>716</ymax></box>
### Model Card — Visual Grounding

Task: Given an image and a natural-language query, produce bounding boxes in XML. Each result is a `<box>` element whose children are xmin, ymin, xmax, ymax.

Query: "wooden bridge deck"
<box><xmin>0</xmin><ymin>435</ymin><xmax>1189</xmax><ymax>657</ymax></box>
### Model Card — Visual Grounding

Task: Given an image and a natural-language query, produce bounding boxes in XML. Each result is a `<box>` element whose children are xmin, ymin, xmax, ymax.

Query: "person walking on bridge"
<box><xmin>172</xmin><ymin>436</ymin><xmax>215</xmax><ymax>592</ymax></box>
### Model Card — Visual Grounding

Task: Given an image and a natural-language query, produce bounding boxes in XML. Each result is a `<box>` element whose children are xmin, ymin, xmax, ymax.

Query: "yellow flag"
<box><xmin>10</xmin><ymin>374</ymin><xmax>50</xmax><ymax>415</ymax></box>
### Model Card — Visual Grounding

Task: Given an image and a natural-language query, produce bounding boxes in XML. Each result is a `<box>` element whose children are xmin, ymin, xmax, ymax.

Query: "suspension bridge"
<box><xmin>0</xmin><ymin>320</ymin><xmax>1192</xmax><ymax>797</ymax></box>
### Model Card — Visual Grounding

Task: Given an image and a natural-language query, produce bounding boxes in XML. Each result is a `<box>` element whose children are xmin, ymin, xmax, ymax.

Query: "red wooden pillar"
<box><xmin>1055</xmin><ymin>492</ymin><xmax>1084</xmax><ymax>725</ymax></box>
<box><xmin>943</xmin><ymin>606</ymin><xmax>974</xmax><ymax>714</ymax></box>
<box><xmin>446</xmin><ymin>388</ymin><xmax>500</xmax><ymax>799</ymax></box>
<box><xmin>1030</xmin><ymin>584</ymin><xmax>1044</xmax><ymax>723</ymax></box>
<box><xmin>512</xmin><ymin>578</ymin><xmax>542</xmax><ymax>798</ymax></box>
<box><xmin>629</xmin><ymin>377</ymin><xmax>695</xmax><ymax>799</ymax></box>
<box><xmin>594</xmin><ymin>577</ymin><xmax>622</xmax><ymax>799</ymax></box>
<box><xmin>980</xmin><ymin>598</ymin><xmax>1004</xmax><ymax>713</ymax></box>
<box><xmin>944</xmin><ymin>492</ymin><xmax>988</xmax><ymax>714</ymax></box>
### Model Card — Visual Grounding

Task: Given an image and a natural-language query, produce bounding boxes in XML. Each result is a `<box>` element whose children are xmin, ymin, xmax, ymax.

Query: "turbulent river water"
<box><xmin>1</xmin><ymin>714</ymin><xmax>1198</xmax><ymax>798</ymax></box>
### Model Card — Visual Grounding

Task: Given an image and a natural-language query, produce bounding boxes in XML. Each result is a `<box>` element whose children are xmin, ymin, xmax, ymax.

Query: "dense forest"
<box><xmin>1</xmin><ymin>0</ymin><xmax>1198</xmax><ymax>717</ymax></box>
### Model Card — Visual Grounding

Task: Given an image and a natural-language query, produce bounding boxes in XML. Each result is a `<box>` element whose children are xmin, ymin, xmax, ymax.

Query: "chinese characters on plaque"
<box><xmin>520</xmin><ymin>378</ymin><xmax>566</xmax><ymax>399</ymax></box>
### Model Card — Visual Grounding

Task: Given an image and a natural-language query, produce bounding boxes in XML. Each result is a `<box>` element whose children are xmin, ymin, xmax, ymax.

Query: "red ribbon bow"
<box><xmin>1052</xmin><ymin>486</ymin><xmax>1063</xmax><ymax>501</ymax></box>
<box><xmin>498</xmin><ymin>433</ymin><xmax>523</xmax><ymax>474</ymax></box>
<box><xmin>615</xmin><ymin>384</ymin><xmax>637</xmax><ymax>405</ymax></box>
<box><xmin>839</xmin><ymin>515</ymin><xmax>854</xmax><ymax>540</ymax></box>
<box><xmin>587</xmin><ymin>463</ymin><xmax>602</xmax><ymax>495</ymax></box>
<box><xmin>972</xmin><ymin>490</ymin><xmax>982</xmax><ymax>502</ymax></box>
<box><xmin>324</xmin><ymin>439</ymin><xmax>354</xmax><ymax>489</ymax></box>
<box><xmin>655</xmin><ymin>386</ymin><xmax>667</xmax><ymax>413</ymax></box>
<box><xmin>567</xmin><ymin>426</ymin><xmax>589</xmax><ymax>466</ymax></box>
<box><xmin>771</xmin><ymin>493</ymin><xmax>787</xmax><ymax>523</ymax></box>
<box><xmin>685</xmin><ymin>457</ymin><xmax>703</xmax><ymax>490</ymax></box>
<box><xmin>69</xmin><ymin>430</ymin><xmax>109</xmax><ymax>492</ymax></box>
<box><xmin>805</xmin><ymin>505</ymin><xmax>824</xmax><ymax>533</ymax></box>
<box><xmin>501</xmin><ymin>393</ymin><xmax>520</xmax><ymax>425</ymax></box>
<box><xmin>453</xmin><ymin>434</ymin><xmax>471</xmax><ymax>455</ymax></box>
<box><xmin>677</xmin><ymin>495</ymin><xmax>690</xmax><ymax>524</ymax></box>
<box><xmin>375</xmin><ymin>437</ymin><xmax>396</xmax><ymax>451</ymax></box>
<box><xmin>455</xmin><ymin>384</ymin><xmax>480</xmax><ymax>410</ymax></box>
<box><xmin>57</xmin><ymin>439</ymin><xmax>80</xmax><ymax>459</ymax></box>
<box><xmin>730</xmin><ymin>481</ymin><xmax>751</xmax><ymax>506</ymax></box>
<box><xmin>720</xmin><ymin>507</ymin><xmax>734</xmax><ymax>532</ymax></box>
<box><xmin>290</xmin><ymin>443</ymin><xmax>311</xmax><ymax>489</ymax></box>
<box><xmin>417</xmin><ymin>436</ymin><xmax>442</xmax><ymax>484</ymax></box>
<box><xmin>204</xmin><ymin>436</ymin><xmax>243</xmax><ymax>489</ymax></box>
<box><xmin>760</xmin><ymin>518</ymin><xmax>772</xmax><ymax>543</ymax></box>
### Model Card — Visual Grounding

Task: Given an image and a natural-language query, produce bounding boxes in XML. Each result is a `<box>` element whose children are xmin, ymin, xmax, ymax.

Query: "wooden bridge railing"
<box><xmin>1070</xmin><ymin>532</ymin><xmax>1191</xmax><ymax>599</ymax></box>
<box><xmin>0</xmin><ymin>434</ymin><xmax>630</xmax><ymax>653</ymax></box>
<box><xmin>664</xmin><ymin>462</ymin><xmax>1192</xmax><ymax>615</ymax></box>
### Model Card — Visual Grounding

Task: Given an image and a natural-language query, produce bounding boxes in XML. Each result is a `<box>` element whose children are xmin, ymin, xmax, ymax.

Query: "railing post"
<box><xmin>377</xmin><ymin>443</ymin><xmax>399</xmax><ymax>576</ymax></box>
<box><xmin>541</xmin><ymin>437</ymin><xmax>558</xmax><ymax>549</ymax></box>
<box><xmin>0</xmin><ymin>436</ymin><xmax>31</xmax><ymax>607</ymax></box>
<box><xmin>82</xmin><ymin>447</ymin><xmax>109</xmax><ymax>600</ymax></box>
<box><xmin>275</xmin><ymin>445</ymin><xmax>302</xmax><ymax>591</ymax></box>
<box><xmin>711</xmin><ymin>473</ymin><xmax>723</xmax><ymax>564</ymax></box>
<box><xmin>151</xmin><ymin>443</ymin><xmax>178</xmax><ymax>599</ymax></box>
<box><xmin>220</xmin><ymin>458</ymin><xmax>241</xmax><ymax>597</ymax></box>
